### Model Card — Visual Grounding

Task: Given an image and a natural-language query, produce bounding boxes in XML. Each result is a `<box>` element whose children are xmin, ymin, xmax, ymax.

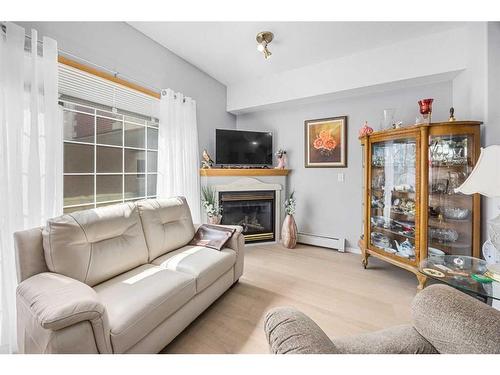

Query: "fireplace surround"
<box><xmin>200</xmin><ymin>177</ymin><xmax>285</xmax><ymax>244</ymax></box>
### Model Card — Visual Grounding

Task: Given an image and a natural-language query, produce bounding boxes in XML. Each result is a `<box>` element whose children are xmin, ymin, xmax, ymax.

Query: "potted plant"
<box><xmin>282</xmin><ymin>191</ymin><xmax>297</xmax><ymax>248</ymax></box>
<box><xmin>201</xmin><ymin>186</ymin><xmax>223</xmax><ymax>224</ymax></box>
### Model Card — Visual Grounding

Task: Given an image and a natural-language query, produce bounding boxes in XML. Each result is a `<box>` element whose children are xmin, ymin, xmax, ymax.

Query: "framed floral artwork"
<box><xmin>304</xmin><ymin>116</ymin><xmax>347</xmax><ymax>168</ymax></box>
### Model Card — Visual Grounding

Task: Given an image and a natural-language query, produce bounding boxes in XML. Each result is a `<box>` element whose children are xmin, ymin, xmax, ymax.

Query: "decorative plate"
<box><xmin>383</xmin><ymin>247</ymin><xmax>397</xmax><ymax>254</ymax></box>
<box><xmin>422</xmin><ymin>268</ymin><xmax>445</xmax><ymax>278</ymax></box>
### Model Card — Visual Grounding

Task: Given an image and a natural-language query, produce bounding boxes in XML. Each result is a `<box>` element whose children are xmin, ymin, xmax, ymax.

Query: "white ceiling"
<box><xmin>129</xmin><ymin>22</ymin><xmax>465</xmax><ymax>86</ymax></box>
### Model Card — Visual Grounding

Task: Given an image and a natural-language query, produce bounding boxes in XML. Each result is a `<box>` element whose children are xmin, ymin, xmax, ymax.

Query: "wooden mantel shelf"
<box><xmin>200</xmin><ymin>168</ymin><xmax>290</xmax><ymax>177</ymax></box>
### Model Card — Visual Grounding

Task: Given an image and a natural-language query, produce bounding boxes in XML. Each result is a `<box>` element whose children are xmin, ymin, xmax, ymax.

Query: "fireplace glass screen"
<box><xmin>219</xmin><ymin>191</ymin><xmax>275</xmax><ymax>243</ymax></box>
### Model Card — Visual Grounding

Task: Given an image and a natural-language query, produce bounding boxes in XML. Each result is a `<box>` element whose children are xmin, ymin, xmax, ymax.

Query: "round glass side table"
<box><xmin>419</xmin><ymin>255</ymin><xmax>500</xmax><ymax>304</ymax></box>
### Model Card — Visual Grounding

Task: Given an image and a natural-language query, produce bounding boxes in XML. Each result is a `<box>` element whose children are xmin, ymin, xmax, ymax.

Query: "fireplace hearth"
<box><xmin>219</xmin><ymin>190</ymin><xmax>275</xmax><ymax>243</ymax></box>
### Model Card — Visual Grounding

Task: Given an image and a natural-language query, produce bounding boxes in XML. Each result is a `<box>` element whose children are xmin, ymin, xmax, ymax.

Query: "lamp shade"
<box><xmin>455</xmin><ymin>145</ymin><xmax>500</xmax><ymax>197</ymax></box>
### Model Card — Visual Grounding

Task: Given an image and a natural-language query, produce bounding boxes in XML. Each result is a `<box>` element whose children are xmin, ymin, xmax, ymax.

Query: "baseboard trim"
<box><xmin>297</xmin><ymin>232</ymin><xmax>345</xmax><ymax>252</ymax></box>
<box><xmin>345</xmin><ymin>246</ymin><xmax>361</xmax><ymax>254</ymax></box>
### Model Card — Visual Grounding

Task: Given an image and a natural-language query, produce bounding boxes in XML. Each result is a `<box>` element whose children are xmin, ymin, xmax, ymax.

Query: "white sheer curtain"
<box><xmin>157</xmin><ymin>88</ymin><xmax>201</xmax><ymax>223</ymax></box>
<box><xmin>0</xmin><ymin>23</ymin><xmax>62</xmax><ymax>353</ymax></box>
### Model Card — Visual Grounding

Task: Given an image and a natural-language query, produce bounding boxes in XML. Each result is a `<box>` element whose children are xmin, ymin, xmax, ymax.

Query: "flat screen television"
<box><xmin>215</xmin><ymin>129</ymin><xmax>273</xmax><ymax>166</ymax></box>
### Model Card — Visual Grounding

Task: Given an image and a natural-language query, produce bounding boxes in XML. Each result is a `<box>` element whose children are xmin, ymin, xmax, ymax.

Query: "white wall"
<box><xmin>17</xmin><ymin>21</ymin><xmax>500</xmax><ymax>246</ymax></box>
<box><xmin>452</xmin><ymin>23</ymin><xmax>488</xmax><ymax>121</ymax></box>
<box><xmin>234</xmin><ymin>22</ymin><xmax>498</xmax><ymax>250</ymax></box>
<box><xmin>16</xmin><ymin>21</ymin><xmax>236</xmax><ymax>156</ymax></box>
<box><xmin>486</xmin><ymin>23</ymin><xmax>500</xmax><ymax>145</ymax></box>
<box><xmin>228</xmin><ymin>26</ymin><xmax>467</xmax><ymax>113</ymax></box>
<box><xmin>484</xmin><ymin>22</ymin><xmax>500</xmax><ymax>235</ymax></box>
<box><xmin>237</xmin><ymin>82</ymin><xmax>453</xmax><ymax>249</ymax></box>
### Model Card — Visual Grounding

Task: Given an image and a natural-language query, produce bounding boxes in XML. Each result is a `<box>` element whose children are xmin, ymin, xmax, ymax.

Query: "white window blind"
<box><xmin>58</xmin><ymin>63</ymin><xmax>160</xmax><ymax>118</ymax></box>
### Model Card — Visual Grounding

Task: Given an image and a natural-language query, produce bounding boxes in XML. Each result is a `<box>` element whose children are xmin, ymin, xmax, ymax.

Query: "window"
<box><xmin>62</xmin><ymin>99</ymin><xmax>159</xmax><ymax>213</ymax></box>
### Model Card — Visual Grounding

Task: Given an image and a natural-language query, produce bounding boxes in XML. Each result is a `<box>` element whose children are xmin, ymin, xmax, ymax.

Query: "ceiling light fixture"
<box><xmin>256</xmin><ymin>31</ymin><xmax>274</xmax><ymax>59</ymax></box>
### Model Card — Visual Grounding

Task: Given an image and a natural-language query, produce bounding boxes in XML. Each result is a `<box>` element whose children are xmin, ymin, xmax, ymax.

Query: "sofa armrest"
<box><xmin>334</xmin><ymin>325</ymin><xmax>437</xmax><ymax>354</ymax></box>
<box><xmin>412</xmin><ymin>284</ymin><xmax>500</xmax><ymax>354</ymax></box>
<box><xmin>16</xmin><ymin>272</ymin><xmax>106</xmax><ymax>331</ymax></box>
<box><xmin>215</xmin><ymin>224</ymin><xmax>244</xmax><ymax>249</ymax></box>
<box><xmin>217</xmin><ymin>225</ymin><xmax>244</xmax><ymax>281</ymax></box>
<box><xmin>264</xmin><ymin>307</ymin><xmax>339</xmax><ymax>354</ymax></box>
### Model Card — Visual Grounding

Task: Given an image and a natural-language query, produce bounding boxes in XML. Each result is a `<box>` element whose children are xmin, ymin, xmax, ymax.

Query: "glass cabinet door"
<box><xmin>370</xmin><ymin>137</ymin><xmax>418</xmax><ymax>263</ymax></box>
<box><xmin>428</xmin><ymin>134</ymin><xmax>475</xmax><ymax>256</ymax></box>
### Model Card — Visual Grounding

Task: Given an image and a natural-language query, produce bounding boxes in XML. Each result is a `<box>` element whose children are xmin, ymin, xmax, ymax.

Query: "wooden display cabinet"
<box><xmin>359</xmin><ymin>121</ymin><xmax>481</xmax><ymax>289</ymax></box>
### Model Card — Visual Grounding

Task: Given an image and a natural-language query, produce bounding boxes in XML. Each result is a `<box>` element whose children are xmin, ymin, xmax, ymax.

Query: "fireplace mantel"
<box><xmin>200</xmin><ymin>168</ymin><xmax>290</xmax><ymax>177</ymax></box>
<box><xmin>213</xmin><ymin>177</ymin><xmax>282</xmax><ymax>193</ymax></box>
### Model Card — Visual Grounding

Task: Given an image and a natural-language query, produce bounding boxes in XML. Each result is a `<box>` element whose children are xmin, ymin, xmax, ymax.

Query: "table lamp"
<box><xmin>455</xmin><ymin>145</ymin><xmax>500</xmax><ymax>263</ymax></box>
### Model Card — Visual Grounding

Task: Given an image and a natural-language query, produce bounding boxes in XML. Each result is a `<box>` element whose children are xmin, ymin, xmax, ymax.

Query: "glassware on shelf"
<box><xmin>392</xmin><ymin>198</ymin><xmax>416</xmax><ymax>216</ymax></box>
<box><xmin>370</xmin><ymin>138</ymin><xmax>417</xmax><ymax>262</ymax></box>
<box><xmin>429</xmin><ymin>227</ymin><xmax>459</xmax><ymax>243</ymax></box>
<box><xmin>429</xmin><ymin>137</ymin><xmax>468</xmax><ymax>167</ymax></box>
<box><xmin>441</xmin><ymin>207</ymin><xmax>470</xmax><ymax>220</ymax></box>
<box><xmin>428</xmin><ymin>134</ymin><xmax>475</xmax><ymax>257</ymax></box>
<box><xmin>380</xmin><ymin>108</ymin><xmax>396</xmax><ymax>130</ymax></box>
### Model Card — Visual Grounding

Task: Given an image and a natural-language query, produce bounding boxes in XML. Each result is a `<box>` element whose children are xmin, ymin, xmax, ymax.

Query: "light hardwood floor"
<box><xmin>161</xmin><ymin>243</ymin><xmax>419</xmax><ymax>354</ymax></box>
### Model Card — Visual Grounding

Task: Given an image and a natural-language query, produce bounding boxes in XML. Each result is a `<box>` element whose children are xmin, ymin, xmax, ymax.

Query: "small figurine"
<box><xmin>438</xmin><ymin>213</ymin><xmax>444</xmax><ymax>224</ymax></box>
<box><xmin>449</xmin><ymin>107</ymin><xmax>456</xmax><ymax>122</ymax></box>
<box><xmin>393</xmin><ymin>121</ymin><xmax>403</xmax><ymax>129</ymax></box>
<box><xmin>201</xmin><ymin>149</ymin><xmax>214</xmax><ymax>169</ymax></box>
<box><xmin>358</xmin><ymin>121</ymin><xmax>374</xmax><ymax>137</ymax></box>
<box><xmin>275</xmin><ymin>149</ymin><xmax>287</xmax><ymax>169</ymax></box>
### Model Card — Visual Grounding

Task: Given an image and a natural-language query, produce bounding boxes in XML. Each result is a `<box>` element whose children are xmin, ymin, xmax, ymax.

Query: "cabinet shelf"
<box><xmin>360</xmin><ymin>121</ymin><xmax>482</xmax><ymax>290</ymax></box>
<box><xmin>391</xmin><ymin>212</ymin><xmax>416</xmax><ymax>222</ymax></box>
<box><xmin>428</xmin><ymin>218</ymin><xmax>472</xmax><ymax>232</ymax></box>
<box><xmin>430</xmin><ymin>163</ymin><xmax>472</xmax><ymax>169</ymax></box>
<box><xmin>371</xmin><ymin>226</ymin><xmax>415</xmax><ymax>240</ymax></box>
<box><xmin>429</xmin><ymin>240</ymin><xmax>471</xmax><ymax>250</ymax></box>
<box><xmin>372</xmin><ymin>164</ymin><xmax>416</xmax><ymax>168</ymax></box>
<box><xmin>371</xmin><ymin>188</ymin><xmax>416</xmax><ymax>197</ymax></box>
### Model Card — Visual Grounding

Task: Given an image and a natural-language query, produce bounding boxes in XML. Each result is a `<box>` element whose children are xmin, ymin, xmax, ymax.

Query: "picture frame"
<box><xmin>304</xmin><ymin>116</ymin><xmax>347</xmax><ymax>168</ymax></box>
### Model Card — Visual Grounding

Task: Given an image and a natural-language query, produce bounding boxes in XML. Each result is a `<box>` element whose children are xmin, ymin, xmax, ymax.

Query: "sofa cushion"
<box><xmin>94</xmin><ymin>264</ymin><xmax>196</xmax><ymax>353</ymax></box>
<box><xmin>42</xmin><ymin>203</ymin><xmax>149</xmax><ymax>287</ymax></box>
<box><xmin>151</xmin><ymin>245</ymin><xmax>236</xmax><ymax>293</ymax></box>
<box><xmin>136</xmin><ymin>197</ymin><xmax>195</xmax><ymax>261</ymax></box>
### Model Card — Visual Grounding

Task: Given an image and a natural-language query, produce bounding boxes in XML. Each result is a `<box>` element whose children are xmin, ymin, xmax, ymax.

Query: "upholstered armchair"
<box><xmin>264</xmin><ymin>284</ymin><xmax>500</xmax><ymax>354</ymax></box>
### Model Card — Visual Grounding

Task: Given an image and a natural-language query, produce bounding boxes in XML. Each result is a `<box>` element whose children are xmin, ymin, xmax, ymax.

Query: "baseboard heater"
<box><xmin>297</xmin><ymin>232</ymin><xmax>345</xmax><ymax>252</ymax></box>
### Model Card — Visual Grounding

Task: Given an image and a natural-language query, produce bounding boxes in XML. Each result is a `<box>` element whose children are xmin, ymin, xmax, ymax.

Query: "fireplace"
<box><xmin>219</xmin><ymin>190</ymin><xmax>276</xmax><ymax>243</ymax></box>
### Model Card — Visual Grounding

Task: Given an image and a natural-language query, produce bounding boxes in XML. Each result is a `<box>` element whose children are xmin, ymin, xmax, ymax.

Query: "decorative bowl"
<box><xmin>441</xmin><ymin>207</ymin><xmax>470</xmax><ymax>220</ymax></box>
<box><xmin>429</xmin><ymin>227</ymin><xmax>459</xmax><ymax>243</ymax></box>
<box><xmin>428</xmin><ymin>247</ymin><xmax>445</xmax><ymax>256</ymax></box>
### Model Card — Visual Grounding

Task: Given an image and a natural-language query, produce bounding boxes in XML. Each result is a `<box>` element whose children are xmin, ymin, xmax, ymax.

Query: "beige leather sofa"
<box><xmin>14</xmin><ymin>196</ymin><xmax>245</xmax><ymax>354</ymax></box>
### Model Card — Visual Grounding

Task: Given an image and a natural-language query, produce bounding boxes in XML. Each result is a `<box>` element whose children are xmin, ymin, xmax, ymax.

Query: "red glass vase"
<box><xmin>418</xmin><ymin>98</ymin><xmax>434</xmax><ymax>123</ymax></box>
<box><xmin>418</xmin><ymin>98</ymin><xmax>433</xmax><ymax>115</ymax></box>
